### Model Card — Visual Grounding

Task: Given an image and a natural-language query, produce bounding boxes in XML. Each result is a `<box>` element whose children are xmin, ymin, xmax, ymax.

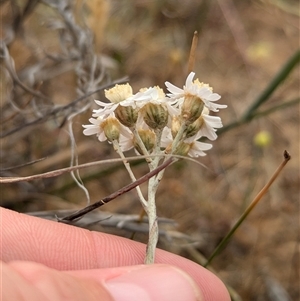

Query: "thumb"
<box><xmin>4</xmin><ymin>261</ymin><xmax>203</xmax><ymax>301</ymax></box>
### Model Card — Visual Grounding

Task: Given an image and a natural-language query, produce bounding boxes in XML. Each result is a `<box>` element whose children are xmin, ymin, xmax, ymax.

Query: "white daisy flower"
<box><xmin>83</xmin><ymin>113</ymin><xmax>132</xmax><ymax>142</ymax></box>
<box><xmin>137</xmin><ymin>86</ymin><xmax>179</xmax><ymax>116</ymax></box>
<box><xmin>82</xmin><ymin>117</ymin><xmax>107</xmax><ymax>141</ymax></box>
<box><xmin>118</xmin><ymin>131</ymin><xmax>135</xmax><ymax>152</ymax></box>
<box><xmin>92</xmin><ymin>83</ymin><xmax>134</xmax><ymax>118</ymax></box>
<box><xmin>199</xmin><ymin>114</ymin><xmax>222</xmax><ymax>141</ymax></box>
<box><xmin>92</xmin><ymin>85</ymin><xmax>152</xmax><ymax>119</ymax></box>
<box><xmin>187</xmin><ymin>140</ymin><xmax>213</xmax><ymax>157</ymax></box>
<box><xmin>92</xmin><ymin>100</ymin><xmax>119</xmax><ymax>118</ymax></box>
<box><xmin>183</xmin><ymin>131</ymin><xmax>213</xmax><ymax>157</ymax></box>
<box><xmin>161</xmin><ymin>127</ymin><xmax>212</xmax><ymax>157</ymax></box>
<box><xmin>105</xmin><ymin>83</ymin><xmax>133</xmax><ymax>104</ymax></box>
<box><xmin>161</xmin><ymin>127</ymin><xmax>173</xmax><ymax>149</ymax></box>
<box><xmin>121</xmin><ymin>88</ymin><xmax>153</xmax><ymax>108</ymax></box>
<box><xmin>165</xmin><ymin>72</ymin><xmax>227</xmax><ymax>112</ymax></box>
<box><xmin>193</xmin><ymin>107</ymin><xmax>223</xmax><ymax>141</ymax></box>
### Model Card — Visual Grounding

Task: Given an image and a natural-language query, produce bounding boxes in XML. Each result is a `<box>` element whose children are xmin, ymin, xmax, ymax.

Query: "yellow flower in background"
<box><xmin>254</xmin><ymin>130</ymin><xmax>272</xmax><ymax>147</ymax></box>
<box><xmin>247</xmin><ymin>42</ymin><xmax>272</xmax><ymax>62</ymax></box>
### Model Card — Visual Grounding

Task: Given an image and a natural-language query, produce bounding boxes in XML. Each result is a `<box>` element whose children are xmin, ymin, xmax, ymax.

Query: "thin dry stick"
<box><xmin>204</xmin><ymin>150</ymin><xmax>291</xmax><ymax>267</ymax></box>
<box><xmin>0</xmin><ymin>155</ymin><xmax>161</xmax><ymax>183</ymax></box>
<box><xmin>0</xmin><ymin>158</ymin><xmax>47</xmax><ymax>171</ymax></box>
<box><xmin>1</xmin><ymin>77</ymin><xmax>128</xmax><ymax>139</ymax></box>
<box><xmin>187</xmin><ymin>31</ymin><xmax>199</xmax><ymax>73</ymax></box>
<box><xmin>59</xmin><ymin>157</ymin><xmax>174</xmax><ymax>222</ymax></box>
<box><xmin>0</xmin><ymin>154</ymin><xmax>202</xmax><ymax>184</ymax></box>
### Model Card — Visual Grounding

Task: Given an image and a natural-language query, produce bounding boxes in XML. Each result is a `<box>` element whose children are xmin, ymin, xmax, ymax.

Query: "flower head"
<box><xmin>83</xmin><ymin>117</ymin><xmax>107</xmax><ymax>142</ymax></box>
<box><xmin>114</xmin><ymin>105</ymin><xmax>139</xmax><ymax>128</ymax></box>
<box><xmin>186</xmin><ymin>140</ymin><xmax>213</xmax><ymax>157</ymax></box>
<box><xmin>92</xmin><ymin>83</ymin><xmax>135</xmax><ymax>119</ymax></box>
<box><xmin>83</xmin><ymin>113</ymin><xmax>131</xmax><ymax>143</ymax></box>
<box><xmin>142</xmin><ymin>103</ymin><xmax>169</xmax><ymax>130</ymax></box>
<box><xmin>92</xmin><ymin>85</ymin><xmax>154</xmax><ymax>120</ymax></box>
<box><xmin>165</xmin><ymin>72</ymin><xmax>227</xmax><ymax>112</ymax></box>
<box><xmin>104</xmin><ymin>83</ymin><xmax>133</xmax><ymax>103</ymax></box>
<box><xmin>197</xmin><ymin>111</ymin><xmax>223</xmax><ymax>141</ymax></box>
<box><xmin>161</xmin><ymin>127</ymin><xmax>212</xmax><ymax>157</ymax></box>
<box><xmin>183</xmin><ymin>131</ymin><xmax>213</xmax><ymax>157</ymax></box>
<box><xmin>135</xmin><ymin>86</ymin><xmax>179</xmax><ymax>115</ymax></box>
<box><xmin>185</xmin><ymin>107</ymin><xmax>223</xmax><ymax>141</ymax></box>
<box><xmin>134</xmin><ymin>129</ymin><xmax>156</xmax><ymax>154</ymax></box>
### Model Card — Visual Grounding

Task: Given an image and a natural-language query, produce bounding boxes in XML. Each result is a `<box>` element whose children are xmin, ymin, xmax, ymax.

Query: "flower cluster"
<box><xmin>83</xmin><ymin>72</ymin><xmax>226</xmax><ymax>157</ymax></box>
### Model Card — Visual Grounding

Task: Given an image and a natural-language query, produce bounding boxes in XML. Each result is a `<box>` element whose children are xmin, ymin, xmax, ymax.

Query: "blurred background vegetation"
<box><xmin>1</xmin><ymin>0</ymin><xmax>299</xmax><ymax>300</ymax></box>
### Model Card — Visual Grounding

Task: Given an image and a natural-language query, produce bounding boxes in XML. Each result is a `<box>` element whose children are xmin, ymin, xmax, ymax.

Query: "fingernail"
<box><xmin>104</xmin><ymin>265</ymin><xmax>202</xmax><ymax>301</ymax></box>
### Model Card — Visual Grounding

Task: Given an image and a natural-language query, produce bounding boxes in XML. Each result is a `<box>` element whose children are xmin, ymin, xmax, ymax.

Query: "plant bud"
<box><xmin>181</xmin><ymin>95</ymin><xmax>204</xmax><ymax>125</ymax></box>
<box><xmin>115</xmin><ymin>105</ymin><xmax>138</xmax><ymax>127</ymax></box>
<box><xmin>101</xmin><ymin>117</ymin><xmax>121</xmax><ymax>142</ymax></box>
<box><xmin>142</xmin><ymin>103</ymin><xmax>168</xmax><ymax>130</ymax></box>
<box><xmin>172</xmin><ymin>141</ymin><xmax>192</xmax><ymax>156</ymax></box>
<box><xmin>185</xmin><ymin>115</ymin><xmax>204</xmax><ymax>138</ymax></box>
<box><xmin>134</xmin><ymin>129</ymin><xmax>156</xmax><ymax>154</ymax></box>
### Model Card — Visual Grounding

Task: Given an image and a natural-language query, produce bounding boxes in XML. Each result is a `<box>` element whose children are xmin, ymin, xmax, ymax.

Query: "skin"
<box><xmin>1</xmin><ymin>207</ymin><xmax>230</xmax><ymax>301</ymax></box>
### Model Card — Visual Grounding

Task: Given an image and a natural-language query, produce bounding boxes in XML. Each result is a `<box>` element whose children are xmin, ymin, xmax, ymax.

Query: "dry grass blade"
<box><xmin>204</xmin><ymin>150</ymin><xmax>291</xmax><ymax>267</ymax></box>
<box><xmin>187</xmin><ymin>31</ymin><xmax>198</xmax><ymax>73</ymax></box>
<box><xmin>28</xmin><ymin>209</ymin><xmax>177</xmax><ymax>235</ymax></box>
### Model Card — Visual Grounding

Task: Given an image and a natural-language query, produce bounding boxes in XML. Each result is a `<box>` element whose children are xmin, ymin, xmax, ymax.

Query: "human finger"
<box><xmin>5</xmin><ymin>261</ymin><xmax>203</xmax><ymax>301</ymax></box>
<box><xmin>1</xmin><ymin>207</ymin><xmax>230</xmax><ymax>300</ymax></box>
<box><xmin>2</xmin><ymin>260</ymin><xmax>113</xmax><ymax>301</ymax></box>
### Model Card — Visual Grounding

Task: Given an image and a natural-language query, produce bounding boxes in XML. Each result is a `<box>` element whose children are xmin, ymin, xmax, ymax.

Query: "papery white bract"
<box><xmin>187</xmin><ymin>140</ymin><xmax>213</xmax><ymax>157</ymax></box>
<box><xmin>195</xmin><ymin>107</ymin><xmax>223</xmax><ymax>141</ymax></box>
<box><xmin>184</xmin><ymin>131</ymin><xmax>213</xmax><ymax>157</ymax></box>
<box><xmin>199</xmin><ymin>114</ymin><xmax>222</xmax><ymax>141</ymax></box>
<box><xmin>92</xmin><ymin>100</ymin><xmax>119</xmax><ymax>118</ymax></box>
<box><xmin>118</xmin><ymin>131</ymin><xmax>134</xmax><ymax>152</ymax></box>
<box><xmin>82</xmin><ymin>117</ymin><xmax>107</xmax><ymax>141</ymax></box>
